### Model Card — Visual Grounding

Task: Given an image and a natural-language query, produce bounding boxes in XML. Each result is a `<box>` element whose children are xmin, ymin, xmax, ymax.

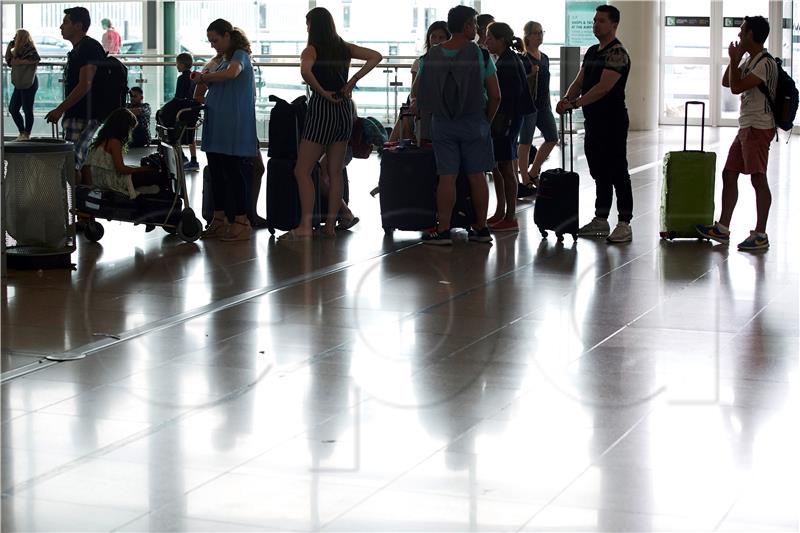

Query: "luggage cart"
<box><xmin>75</xmin><ymin>105</ymin><xmax>204</xmax><ymax>243</ymax></box>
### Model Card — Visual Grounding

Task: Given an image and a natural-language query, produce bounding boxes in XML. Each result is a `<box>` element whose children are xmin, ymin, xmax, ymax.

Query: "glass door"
<box><xmin>661</xmin><ymin>0</ymin><xmax>778</xmax><ymax>127</ymax></box>
<box><xmin>660</xmin><ymin>0</ymin><xmax>713</xmax><ymax>125</ymax></box>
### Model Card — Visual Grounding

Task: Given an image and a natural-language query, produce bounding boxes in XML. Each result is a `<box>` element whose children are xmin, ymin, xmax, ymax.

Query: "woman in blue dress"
<box><xmin>198</xmin><ymin>18</ymin><xmax>258</xmax><ymax>242</ymax></box>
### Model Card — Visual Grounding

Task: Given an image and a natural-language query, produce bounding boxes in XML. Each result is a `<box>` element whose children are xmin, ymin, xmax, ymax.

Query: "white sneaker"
<box><xmin>607</xmin><ymin>222</ymin><xmax>632</xmax><ymax>243</ymax></box>
<box><xmin>577</xmin><ymin>217</ymin><xmax>610</xmax><ymax>237</ymax></box>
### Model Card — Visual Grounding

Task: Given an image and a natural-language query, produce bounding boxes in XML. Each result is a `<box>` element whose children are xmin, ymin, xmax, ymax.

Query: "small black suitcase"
<box><xmin>533</xmin><ymin>111</ymin><xmax>579</xmax><ymax>241</ymax></box>
<box><xmin>379</xmin><ymin>147</ymin><xmax>438</xmax><ymax>232</ymax></box>
<box><xmin>379</xmin><ymin>147</ymin><xmax>474</xmax><ymax>233</ymax></box>
<box><xmin>265</xmin><ymin>158</ymin><xmax>323</xmax><ymax>233</ymax></box>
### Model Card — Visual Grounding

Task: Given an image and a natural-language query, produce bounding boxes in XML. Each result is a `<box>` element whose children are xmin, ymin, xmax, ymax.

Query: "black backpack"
<box><xmin>757</xmin><ymin>53</ymin><xmax>798</xmax><ymax>133</ymax></box>
<box><xmin>267</xmin><ymin>94</ymin><xmax>308</xmax><ymax>159</ymax></box>
<box><xmin>92</xmin><ymin>52</ymin><xmax>128</xmax><ymax>121</ymax></box>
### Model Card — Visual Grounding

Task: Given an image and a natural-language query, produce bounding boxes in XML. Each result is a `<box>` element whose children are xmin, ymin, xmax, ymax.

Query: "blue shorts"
<box><xmin>518</xmin><ymin>104</ymin><xmax>559</xmax><ymax>145</ymax></box>
<box><xmin>492</xmin><ymin>115</ymin><xmax>524</xmax><ymax>163</ymax></box>
<box><xmin>430</xmin><ymin>113</ymin><xmax>494</xmax><ymax>176</ymax></box>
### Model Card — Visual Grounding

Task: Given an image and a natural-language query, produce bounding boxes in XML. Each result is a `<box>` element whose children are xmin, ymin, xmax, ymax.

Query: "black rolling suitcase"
<box><xmin>379</xmin><ymin>147</ymin><xmax>438</xmax><ymax>232</ymax></box>
<box><xmin>265</xmin><ymin>159</ymin><xmax>324</xmax><ymax>232</ymax></box>
<box><xmin>379</xmin><ymin>147</ymin><xmax>475</xmax><ymax>233</ymax></box>
<box><xmin>533</xmin><ymin>110</ymin><xmax>579</xmax><ymax>241</ymax></box>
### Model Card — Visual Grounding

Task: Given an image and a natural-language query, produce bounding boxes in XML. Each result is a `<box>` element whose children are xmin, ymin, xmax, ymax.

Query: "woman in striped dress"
<box><xmin>281</xmin><ymin>7</ymin><xmax>382</xmax><ymax>240</ymax></box>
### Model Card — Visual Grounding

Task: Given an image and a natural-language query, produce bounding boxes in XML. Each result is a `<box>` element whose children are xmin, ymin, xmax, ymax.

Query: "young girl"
<box><xmin>86</xmin><ymin>108</ymin><xmax>167</xmax><ymax>197</ymax></box>
<box><xmin>281</xmin><ymin>7</ymin><xmax>382</xmax><ymax>240</ymax></box>
<box><xmin>197</xmin><ymin>19</ymin><xmax>259</xmax><ymax>242</ymax></box>
<box><xmin>5</xmin><ymin>29</ymin><xmax>40</xmax><ymax>141</ymax></box>
<box><xmin>484</xmin><ymin>22</ymin><xmax>535</xmax><ymax>232</ymax></box>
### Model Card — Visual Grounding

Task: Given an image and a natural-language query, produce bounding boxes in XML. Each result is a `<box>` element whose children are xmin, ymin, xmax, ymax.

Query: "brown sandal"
<box><xmin>200</xmin><ymin>217</ymin><xmax>227</xmax><ymax>239</ymax></box>
<box><xmin>220</xmin><ymin>220</ymin><xmax>251</xmax><ymax>242</ymax></box>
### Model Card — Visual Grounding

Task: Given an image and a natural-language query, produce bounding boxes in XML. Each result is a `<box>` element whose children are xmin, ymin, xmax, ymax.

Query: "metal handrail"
<box><xmin>28</xmin><ymin>59</ymin><xmax>418</xmax><ymax>68</ymax></box>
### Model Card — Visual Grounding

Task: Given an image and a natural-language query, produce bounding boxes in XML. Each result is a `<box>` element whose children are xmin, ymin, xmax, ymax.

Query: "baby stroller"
<box><xmin>74</xmin><ymin>100</ymin><xmax>205</xmax><ymax>243</ymax></box>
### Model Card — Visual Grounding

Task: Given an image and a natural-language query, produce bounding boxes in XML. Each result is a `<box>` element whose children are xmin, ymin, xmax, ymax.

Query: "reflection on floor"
<box><xmin>1</xmin><ymin>126</ymin><xmax>798</xmax><ymax>532</ymax></box>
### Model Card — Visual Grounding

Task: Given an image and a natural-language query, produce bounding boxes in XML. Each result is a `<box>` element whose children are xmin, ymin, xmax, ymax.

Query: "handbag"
<box><xmin>11</xmin><ymin>63</ymin><xmax>36</xmax><ymax>90</ymax></box>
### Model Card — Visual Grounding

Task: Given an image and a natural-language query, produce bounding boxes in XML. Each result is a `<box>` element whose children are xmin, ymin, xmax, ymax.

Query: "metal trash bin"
<box><xmin>3</xmin><ymin>138</ymin><xmax>75</xmax><ymax>269</ymax></box>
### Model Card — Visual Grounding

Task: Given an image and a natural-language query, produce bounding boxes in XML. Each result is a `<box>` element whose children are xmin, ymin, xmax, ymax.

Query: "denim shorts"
<box><xmin>492</xmin><ymin>115</ymin><xmax>524</xmax><ymax>163</ymax></box>
<box><xmin>518</xmin><ymin>103</ymin><xmax>559</xmax><ymax>145</ymax></box>
<box><xmin>430</xmin><ymin>112</ymin><xmax>495</xmax><ymax>176</ymax></box>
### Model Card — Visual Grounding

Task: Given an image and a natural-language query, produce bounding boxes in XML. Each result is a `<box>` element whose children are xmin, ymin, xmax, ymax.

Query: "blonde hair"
<box><xmin>522</xmin><ymin>21</ymin><xmax>543</xmax><ymax>53</ymax></box>
<box><xmin>11</xmin><ymin>29</ymin><xmax>37</xmax><ymax>56</ymax></box>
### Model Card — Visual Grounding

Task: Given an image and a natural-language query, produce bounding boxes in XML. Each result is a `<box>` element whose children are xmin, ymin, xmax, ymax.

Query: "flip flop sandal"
<box><xmin>278</xmin><ymin>230</ymin><xmax>314</xmax><ymax>241</ymax></box>
<box><xmin>336</xmin><ymin>216</ymin><xmax>360</xmax><ymax>231</ymax></box>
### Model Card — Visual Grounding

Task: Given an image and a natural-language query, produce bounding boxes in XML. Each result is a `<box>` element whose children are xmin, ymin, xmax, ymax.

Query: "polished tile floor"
<box><xmin>2</xmin><ymin>126</ymin><xmax>798</xmax><ymax>532</ymax></box>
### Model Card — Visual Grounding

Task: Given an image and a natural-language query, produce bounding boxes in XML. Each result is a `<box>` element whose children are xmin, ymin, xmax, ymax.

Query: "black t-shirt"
<box><xmin>581</xmin><ymin>38</ymin><xmax>630</xmax><ymax>120</ymax></box>
<box><xmin>526</xmin><ymin>52</ymin><xmax>552</xmax><ymax>109</ymax></box>
<box><xmin>495</xmin><ymin>48</ymin><xmax>535</xmax><ymax>117</ymax></box>
<box><xmin>64</xmin><ymin>36</ymin><xmax>106</xmax><ymax>119</ymax></box>
<box><xmin>175</xmin><ymin>70</ymin><xmax>194</xmax><ymax>100</ymax></box>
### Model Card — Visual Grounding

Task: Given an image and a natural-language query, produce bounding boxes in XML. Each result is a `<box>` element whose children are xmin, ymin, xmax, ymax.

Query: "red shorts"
<box><xmin>724</xmin><ymin>127</ymin><xmax>776</xmax><ymax>175</ymax></box>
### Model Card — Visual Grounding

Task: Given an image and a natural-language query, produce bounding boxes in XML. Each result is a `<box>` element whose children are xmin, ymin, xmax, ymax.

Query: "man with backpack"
<box><xmin>412</xmin><ymin>5</ymin><xmax>501</xmax><ymax>245</ymax></box>
<box><xmin>696</xmin><ymin>16</ymin><xmax>778</xmax><ymax>251</ymax></box>
<box><xmin>45</xmin><ymin>7</ymin><xmax>107</xmax><ymax>184</ymax></box>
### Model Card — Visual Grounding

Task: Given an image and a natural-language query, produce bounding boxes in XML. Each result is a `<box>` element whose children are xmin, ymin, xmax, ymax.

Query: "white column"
<box><xmin>610</xmin><ymin>0</ymin><xmax>660</xmax><ymax>130</ymax></box>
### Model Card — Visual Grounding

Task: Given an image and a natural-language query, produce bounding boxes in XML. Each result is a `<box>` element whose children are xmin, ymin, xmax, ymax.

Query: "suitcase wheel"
<box><xmin>572</xmin><ymin>233</ymin><xmax>578</xmax><ymax>241</ymax></box>
<box><xmin>268</xmin><ymin>226</ymin><xmax>275</xmax><ymax>235</ymax></box>
<box><xmin>539</xmin><ymin>228</ymin><xmax>548</xmax><ymax>239</ymax></box>
<box><xmin>84</xmin><ymin>220</ymin><xmax>104</xmax><ymax>242</ymax></box>
<box><xmin>556</xmin><ymin>233</ymin><xmax>564</xmax><ymax>242</ymax></box>
<box><xmin>383</xmin><ymin>227</ymin><xmax>394</xmax><ymax>236</ymax></box>
<box><xmin>176</xmin><ymin>210</ymin><xmax>202</xmax><ymax>243</ymax></box>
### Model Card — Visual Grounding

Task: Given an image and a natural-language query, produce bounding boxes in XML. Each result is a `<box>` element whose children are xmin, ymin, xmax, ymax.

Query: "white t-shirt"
<box><xmin>738</xmin><ymin>50</ymin><xmax>778</xmax><ymax>130</ymax></box>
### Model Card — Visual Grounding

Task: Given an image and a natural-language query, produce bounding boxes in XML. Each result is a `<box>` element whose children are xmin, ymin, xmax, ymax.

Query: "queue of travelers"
<box><xmin>7</xmin><ymin>4</ymin><xmax>778</xmax><ymax>251</ymax></box>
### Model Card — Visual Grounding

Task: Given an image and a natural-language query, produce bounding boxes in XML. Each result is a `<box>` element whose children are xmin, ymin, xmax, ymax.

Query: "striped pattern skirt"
<box><xmin>302</xmin><ymin>92</ymin><xmax>355</xmax><ymax>146</ymax></box>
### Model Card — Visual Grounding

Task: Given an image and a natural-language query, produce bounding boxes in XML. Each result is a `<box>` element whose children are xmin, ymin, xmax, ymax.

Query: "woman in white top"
<box><xmin>86</xmin><ymin>108</ymin><xmax>167</xmax><ymax>197</ymax></box>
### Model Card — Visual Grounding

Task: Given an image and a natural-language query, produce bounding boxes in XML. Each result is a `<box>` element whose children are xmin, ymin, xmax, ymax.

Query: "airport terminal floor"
<box><xmin>1</xmin><ymin>125</ymin><xmax>798</xmax><ymax>532</ymax></box>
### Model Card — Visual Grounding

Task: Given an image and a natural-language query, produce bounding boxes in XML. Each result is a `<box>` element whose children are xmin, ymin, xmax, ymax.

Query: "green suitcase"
<box><xmin>660</xmin><ymin>101</ymin><xmax>716</xmax><ymax>240</ymax></box>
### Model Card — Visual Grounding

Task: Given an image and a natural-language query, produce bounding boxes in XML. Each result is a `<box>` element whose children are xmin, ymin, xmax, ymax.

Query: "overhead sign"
<box><xmin>723</xmin><ymin>17</ymin><xmax>745</xmax><ymax>28</ymax></box>
<box><xmin>665</xmin><ymin>16</ymin><xmax>710</xmax><ymax>27</ymax></box>
<box><xmin>566</xmin><ymin>0</ymin><xmax>599</xmax><ymax>46</ymax></box>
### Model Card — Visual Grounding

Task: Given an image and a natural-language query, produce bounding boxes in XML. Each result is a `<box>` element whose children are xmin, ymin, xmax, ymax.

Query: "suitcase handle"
<box><xmin>560</xmin><ymin>109</ymin><xmax>573</xmax><ymax>173</ymax></box>
<box><xmin>683</xmin><ymin>101</ymin><xmax>706</xmax><ymax>152</ymax></box>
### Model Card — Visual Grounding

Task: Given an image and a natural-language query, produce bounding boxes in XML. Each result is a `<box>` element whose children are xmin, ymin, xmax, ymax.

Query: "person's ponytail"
<box><xmin>510</xmin><ymin>36</ymin><xmax>525</xmax><ymax>53</ymax></box>
<box><xmin>229</xmin><ymin>27</ymin><xmax>252</xmax><ymax>57</ymax></box>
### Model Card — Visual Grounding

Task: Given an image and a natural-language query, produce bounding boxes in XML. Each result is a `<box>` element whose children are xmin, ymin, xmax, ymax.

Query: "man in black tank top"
<box><xmin>556</xmin><ymin>5</ymin><xmax>633</xmax><ymax>243</ymax></box>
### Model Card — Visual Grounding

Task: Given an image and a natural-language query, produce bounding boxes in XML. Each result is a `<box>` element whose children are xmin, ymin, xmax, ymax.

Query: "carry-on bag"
<box><xmin>378</xmin><ymin>147</ymin><xmax>474</xmax><ymax>234</ymax></box>
<box><xmin>267</xmin><ymin>95</ymin><xmax>307</xmax><ymax>160</ymax></box>
<box><xmin>660</xmin><ymin>101</ymin><xmax>716</xmax><ymax>240</ymax></box>
<box><xmin>533</xmin><ymin>110</ymin><xmax>579</xmax><ymax>241</ymax></box>
<box><xmin>379</xmin><ymin>146</ymin><xmax>438</xmax><ymax>232</ymax></box>
<box><xmin>265</xmin><ymin>158</ymin><xmax>323</xmax><ymax>232</ymax></box>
